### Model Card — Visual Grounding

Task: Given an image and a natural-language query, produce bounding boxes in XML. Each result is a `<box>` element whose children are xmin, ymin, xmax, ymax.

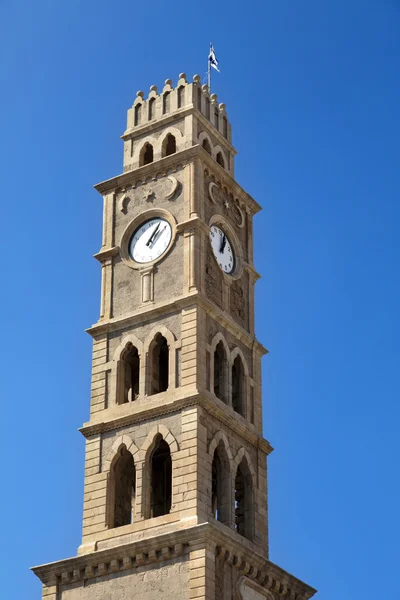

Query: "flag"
<box><xmin>209</xmin><ymin>43</ymin><xmax>220</xmax><ymax>72</ymax></box>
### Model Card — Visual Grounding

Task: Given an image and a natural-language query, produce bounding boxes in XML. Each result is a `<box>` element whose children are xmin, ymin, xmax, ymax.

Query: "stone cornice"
<box><xmin>86</xmin><ymin>291</ymin><xmax>268</xmax><ymax>356</ymax></box>
<box><xmin>93</xmin><ymin>145</ymin><xmax>261</xmax><ymax>216</ymax></box>
<box><xmin>31</xmin><ymin>523</ymin><xmax>316</xmax><ymax>600</ymax></box>
<box><xmin>78</xmin><ymin>391</ymin><xmax>273</xmax><ymax>456</ymax></box>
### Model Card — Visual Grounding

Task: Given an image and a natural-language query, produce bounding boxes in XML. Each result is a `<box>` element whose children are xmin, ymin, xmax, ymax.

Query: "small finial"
<box><xmin>219</xmin><ymin>103</ymin><xmax>226</xmax><ymax>111</ymax></box>
<box><xmin>149</xmin><ymin>85</ymin><xmax>158</xmax><ymax>93</ymax></box>
<box><xmin>193</xmin><ymin>74</ymin><xmax>201</xmax><ymax>83</ymax></box>
<box><xmin>136</xmin><ymin>90</ymin><xmax>144</xmax><ymax>98</ymax></box>
<box><xmin>202</xmin><ymin>84</ymin><xmax>209</xmax><ymax>93</ymax></box>
<box><xmin>179</xmin><ymin>73</ymin><xmax>187</xmax><ymax>81</ymax></box>
<box><xmin>210</xmin><ymin>93</ymin><xmax>218</xmax><ymax>103</ymax></box>
<box><xmin>165</xmin><ymin>79</ymin><xmax>173</xmax><ymax>86</ymax></box>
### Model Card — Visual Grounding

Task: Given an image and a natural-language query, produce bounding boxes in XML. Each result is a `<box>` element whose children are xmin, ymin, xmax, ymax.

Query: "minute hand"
<box><xmin>146</xmin><ymin>223</ymin><xmax>160</xmax><ymax>246</ymax></box>
<box><xmin>220</xmin><ymin>234</ymin><xmax>227</xmax><ymax>253</ymax></box>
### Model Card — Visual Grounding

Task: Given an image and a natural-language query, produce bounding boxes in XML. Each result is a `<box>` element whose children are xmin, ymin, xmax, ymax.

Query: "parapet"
<box><xmin>125</xmin><ymin>74</ymin><xmax>232</xmax><ymax>144</ymax></box>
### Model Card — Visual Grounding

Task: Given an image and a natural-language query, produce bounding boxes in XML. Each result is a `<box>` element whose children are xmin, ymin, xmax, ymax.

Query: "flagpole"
<box><xmin>208</xmin><ymin>43</ymin><xmax>211</xmax><ymax>92</ymax></box>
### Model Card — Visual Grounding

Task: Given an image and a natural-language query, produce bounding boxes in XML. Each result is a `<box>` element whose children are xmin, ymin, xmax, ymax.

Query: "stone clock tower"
<box><xmin>32</xmin><ymin>73</ymin><xmax>316</xmax><ymax>600</ymax></box>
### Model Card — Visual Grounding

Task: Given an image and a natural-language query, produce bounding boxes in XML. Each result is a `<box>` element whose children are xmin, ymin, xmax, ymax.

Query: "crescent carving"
<box><xmin>234</xmin><ymin>199</ymin><xmax>245</xmax><ymax>228</ymax></box>
<box><xmin>166</xmin><ymin>175</ymin><xmax>178</xmax><ymax>200</ymax></box>
<box><xmin>209</xmin><ymin>182</ymin><xmax>218</xmax><ymax>204</ymax></box>
<box><xmin>120</xmin><ymin>194</ymin><xmax>131</xmax><ymax>214</ymax></box>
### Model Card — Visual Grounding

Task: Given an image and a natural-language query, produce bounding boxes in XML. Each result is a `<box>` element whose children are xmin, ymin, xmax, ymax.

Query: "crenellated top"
<box><xmin>125</xmin><ymin>73</ymin><xmax>232</xmax><ymax>143</ymax></box>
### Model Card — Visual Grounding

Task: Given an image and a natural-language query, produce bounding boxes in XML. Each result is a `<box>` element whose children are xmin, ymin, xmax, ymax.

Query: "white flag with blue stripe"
<box><xmin>209</xmin><ymin>44</ymin><xmax>220</xmax><ymax>72</ymax></box>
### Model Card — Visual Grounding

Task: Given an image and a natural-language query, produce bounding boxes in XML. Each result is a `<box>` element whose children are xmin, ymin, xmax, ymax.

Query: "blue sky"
<box><xmin>1</xmin><ymin>1</ymin><xmax>399</xmax><ymax>598</ymax></box>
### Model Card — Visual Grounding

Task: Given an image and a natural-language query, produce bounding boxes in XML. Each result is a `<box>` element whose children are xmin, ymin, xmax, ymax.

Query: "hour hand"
<box><xmin>220</xmin><ymin>234</ymin><xmax>227</xmax><ymax>253</ymax></box>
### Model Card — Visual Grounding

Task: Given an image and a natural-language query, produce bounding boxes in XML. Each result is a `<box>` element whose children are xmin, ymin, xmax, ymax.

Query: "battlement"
<box><xmin>122</xmin><ymin>74</ymin><xmax>235</xmax><ymax>176</ymax></box>
<box><xmin>125</xmin><ymin>73</ymin><xmax>232</xmax><ymax>143</ymax></box>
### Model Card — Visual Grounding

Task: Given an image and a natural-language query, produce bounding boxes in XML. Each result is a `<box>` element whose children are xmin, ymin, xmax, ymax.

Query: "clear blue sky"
<box><xmin>1</xmin><ymin>1</ymin><xmax>399</xmax><ymax>598</ymax></box>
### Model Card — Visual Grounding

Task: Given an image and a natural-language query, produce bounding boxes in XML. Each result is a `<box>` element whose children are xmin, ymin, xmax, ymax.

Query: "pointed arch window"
<box><xmin>140</xmin><ymin>142</ymin><xmax>153</xmax><ymax>166</ymax></box>
<box><xmin>232</xmin><ymin>355</ymin><xmax>245</xmax><ymax>416</ymax></box>
<box><xmin>214</xmin><ymin>108</ymin><xmax>219</xmax><ymax>130</ymax></box>
<box><xmin>134</xmin><ymin>103</ymin><xmax>142</xmax><ymax>126</ymax></box>
<box><xmin>202</xmin><ymin>138</ymin><xmax>212</xmax><ymax>155</ymax></box>
<box><xmin>162</xmin><ymin>133</ymin><xmax>176</xmax><ymax>157</ymax></box>
<box><xmin>163</xmin><ymin>91</ymin><xmax>170</xmax><ymax>114</ymax></box>
<box><xmin>205</xmin><ymin>97</ymin><xmax>210</xmax><ymax>119</ymax></box>
<box><xmin>119</xmin><ymin>343</ymin><xmax>140</xmax><ymax>403</ymax></box>
<box><xmin>223</xmin><ymin>116</ymin><xmax>228</xmax><ymax>138</ymax></box>
<box><xmin>150</xmin><ymin>436</ymin><xmax>172</xmax><ymax>518</ymax></box>
<box><xmin>177</xmin><ymin>86</ymin><xmax>185</xmax><ymax>108</ymax></box>
<box><xmin>216</xmin><ymin>151</ymin><xmax>225</xmax><ymax>168</ymax></box>
<box><xmin>197</xmin><ymin>86</ymin><xmax>202</xmax><ymax>110</ymax></box>
<box><xmin>234</xmin><ymin>459</ymin><xmax>253</xmax><ymax>540</ymax></box>
<box><xmin>149</xmin><ymin>333</ymin><xmax>169</xmax><ymax>395</ymax></box>
<box><xmin>148</xmin><ymin>97</ymin><xmax>155</xmax><ymax>120</ymax></box>
<box><xmin>110</xmin><ymin>446</ymin><xmax>136</xmax><ymax>528</ymax></box>
<box><xmin>214</xmin><ymin>341</ymin><xmax>227</xmax><ymax>403</ymax></box>
<box><xmin>211</xmin><ymin>442</ymin><xmax>231</xmax><ymax>525</ymax></box>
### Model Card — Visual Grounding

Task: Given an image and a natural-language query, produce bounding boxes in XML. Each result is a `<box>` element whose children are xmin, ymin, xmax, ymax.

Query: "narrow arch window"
<box><xmin>163</xmin><ymin>91</ymin><xmax>170</xmax><ymax>114</ymax></box>
<box><xmin>214</xmin><ymin>341</ymin><xmax>227</xmax><ymax>403</ymax></box>
<box><xmin>223</xmin><ymin>116</ymin><xmax>228</xmax><ymax>138</ymax></box>
<box><xmin>149</xmin><ymin>334</ymin><xmax>169</xmax><ymax>395</ymax></box>
<box><xmin>110</xmin><ymin>446</ymin><xmax>135</xmax><ymax>528</ymax></box>
<box><xmin>140</xmin><ymin>142</ymin><xmax>153</xmax><ymax>166</ymax></box>
<box><xmin>211</xmin><ymin>442</ymin><xmax>231</xmax><ymax>525</ymax></box>
<box><xmin>235</xmin><ymin>459</ymin><xmax>253</xmax><ymax>540</ymax></box>
<box><xmin>232</xmin><ymin>355</ymin><xmax>245</xmax><ymax>416</ymax></box>
<box><xmin>177</xmin><ymin>86</ymin><xmax>185</xmax><ymax>108</ymax></box>
<box><xmin>202</xmin><ymin>138</ymin><xmax>212</xmax><ymax>155</ymax></box>
<box><xmin>216</xmin><ymin>152</ymin><xmax>225</xmax><ymax>168</ymax></box>
<box><xmin>162</xmin><ymin>133</ymin><xmax>176</xmax><ymax>157</ymax></box>
<box><xmin>205</xmin><ymin>97</ymin><xmax>210</xmax><ymax>119</ymax></box>
<box><xmin>119</xmin><ymin>343</ymin><xmax>140</xmax><ymax>403</ymax></box>
<box><xmin>214</xmin><ymin>108</ymin><xmax>219</xmax><ymax>130</ymax></box>
<box><xmin>150</xmin><ymin>436</ymin><xmax>172</xmax><ymax>517</ymax></box>
<box><xmin>134</xmin><ymin>103</ymin><xmax>142</xmax><ymax>126</ymax></box>
<box><xmin>148</xmin><ymin>97</ymin><xmax>155</xmax><ymax>120</ymax></box>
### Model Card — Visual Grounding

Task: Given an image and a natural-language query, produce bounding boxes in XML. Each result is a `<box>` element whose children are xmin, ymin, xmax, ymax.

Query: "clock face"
<box><xmin>129</xmin><ymin>217</ymin><xmax>172</xmax><ymax>264</ymax></box>
<box><xmin>210</xmin><ymin>225</ymin><xmax>235</xmax><ymax>274</ymax></box>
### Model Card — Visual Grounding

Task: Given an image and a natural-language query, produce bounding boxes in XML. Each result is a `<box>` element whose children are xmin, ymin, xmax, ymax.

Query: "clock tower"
<box><xmin>32</xmin><ymin>73</ymin><xmax>316</xmax><ymax>600</ymax></box>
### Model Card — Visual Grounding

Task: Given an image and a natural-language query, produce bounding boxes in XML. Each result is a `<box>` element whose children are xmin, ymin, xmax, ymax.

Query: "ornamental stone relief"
<box><xmin>208</xmin><ymin>180</ymin><xmax>246</xmax><ymax>230</ymax></box>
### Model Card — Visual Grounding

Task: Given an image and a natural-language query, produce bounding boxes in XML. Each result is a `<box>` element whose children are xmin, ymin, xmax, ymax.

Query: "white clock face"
<box><xmin>210</xmin><ymin>225</ymin><xmax>235</xmax><ymax>274</ymax></box>
<box><xmin>129</xmin><ymin>217</ymin><xmax>172</xmax><ymax>264</ymax></box>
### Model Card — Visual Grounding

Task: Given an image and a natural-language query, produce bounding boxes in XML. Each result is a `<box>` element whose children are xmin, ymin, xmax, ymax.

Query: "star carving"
<box><xmin>143</xmin><ymin>188</ymin><xmax>154</xmax><ymax>202</ymax></box>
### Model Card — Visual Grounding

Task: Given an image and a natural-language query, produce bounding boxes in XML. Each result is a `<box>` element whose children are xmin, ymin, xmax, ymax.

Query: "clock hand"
<box><xmin>151</xmin><ymin>225</ymin><xmax>167</xmax><ymax>248</ymax></box>
<box><xmin>220</xmin><ymin>234</ymin><xmax>227</xmax><ymax>253</ymax></box>
<box><xmin>146</xmin><ymin>222</ymin><xmax>160</xmax><ymax>246</ymax></box>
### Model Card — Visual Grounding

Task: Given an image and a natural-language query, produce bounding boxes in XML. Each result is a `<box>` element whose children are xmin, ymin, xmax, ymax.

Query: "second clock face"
<box><xmin>129</xmin><ymin>217</ymin><xmax>172</xmax><ymax>264</ymax></box>
<box><xmin>210</xmin><ymin>225</ymin><xmax>235</xmax><ymax>274</ymax></box>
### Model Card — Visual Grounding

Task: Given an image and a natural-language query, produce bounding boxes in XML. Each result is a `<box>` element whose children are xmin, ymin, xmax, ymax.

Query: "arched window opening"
<box><xmin>205</xmin><ymin>97</ymin><xmax>210</xmax><ymax>119</ymax></box>
<box><xmin>162</xmin><ymin>133</ymin><xmax>176</xmax><ymax>157</ymax></box>
<box><xmin>177</xmin><ymin>86</ymin><xmax>185</xmax><ymax>108</ymax></box>
<box><xmin>234</xmin><ymin>459</ymin><xmax>253</xmax><ymax>541</ymax></box>
<box><xmin>150</xmin><ymin>436</ymin><xmax>172</xmax><ymax>518</ymax></box>
<box><xmin>197</xmin><ymin>86</ymin><xmax>202</xmax><ymax>110</ymax></box>
<box><xmin>163</xmin><ymin>91</ymin><xmax>170</xmax><ymax>114</ymax></box>
<box><xmin>140</xmin><ymin>142</ymin><xmax>153</xmax><ymax>166</ymax></box>
<box><xmin>211</xmin><ymin>442</ymin><xmax>230</xmax><ymax>525</ymax></box>
<box><xmin>134</xmin><ymin>103</ymin><xmax>142</xmax><ymax>126</ymax></box>
<box><xmin>202</xmin><ymin>138</ymin><xmax>212</xmax><ymax>155</ymax></box>
<box><xmin>214</xmin><ymin>341</ymin><xmax>227</xmax><ymax>403</ymax></box>
<box><xmin>214</xmin><ymin>108</ymin><xmax>219</xmax><ymax>130</ymax></box>
<box><xmin>148</xmin><ymin>97</ymin><xmax>155</xmax><ymax>120</ymax></box>
<box><xmin>120</xmin><ymin>343</ymin><xmax>140</xmax><ymax>403</ymax></box>
<box><xmin>149</xmin><ymin>334</ymin><xmax>169</xmax><ymax>395</ymax></box>
<box><xmin>223</xmin><ymin>116</ymin><xmax>228</xmax><ymax>138</ymax></box>
<box><xmin>216</xmin><ymin>152</ymin><xmax>225</xmax><ymax>168</ymax></box>
<box><xmin>111</xmin><ymin>446</ymin><xmax>135</xmax><ymax>528</ymax></box>
<box><xmin>232</xmin><ymin>355</ymin><xmax>245</xmax><ymax>416</ymax></box>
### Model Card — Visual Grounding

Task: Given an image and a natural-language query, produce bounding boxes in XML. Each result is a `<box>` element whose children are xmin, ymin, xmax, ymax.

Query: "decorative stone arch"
<box><xmin>208</xmin><ymin>430</ymin><xmax>234</xmax><ymax>464</ymax></box>
<box><xmin>104</xmin><ymin>435</ymin><xmax>140</xmax><ymax>472</ymax></box>
<box><xmin>138</xmin><ymin>425</ymin><xmax>178</xmax><ymax>519</ymax></box>
<box><xmin>210</xmin><ymin>332</ymin><xmax>230</xmax><ymax>405</ymax></box>
<box><xmin>233</xmin><ymin>447</ymin><xmax>256</xmax><ymax>482</ymax></box>
<box><xmin>213</xmin><ymin>144</ymin><xmax>228</xmax><ymax>170</ymax></box>
<box><xmin>131</xmin><ymin>134</ymin><xmax>157</xmax><ymax>169</ymax></box>
<box><xmin>144</xmin><ymin>325</ymin><xmax>177</xmax><ymax>395</ymax></box>
<box><xmin>109</xmin><ymin>333</ymin><xmax>145</xmax><ymax>403</ymax></box>
<box><xmin>198</xmin><ymin>131</ymin><xmax>213</xmax><ymax>155</ymax></box>
<box><xmin>230</xmin><ymin>347</ymin><xmax>250</xmax><ymax>419</ymax></box>
<box><xmin>157</xmin><ymin>126</ymin><xmax>184</xmax><ymax>160</ymax></box>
